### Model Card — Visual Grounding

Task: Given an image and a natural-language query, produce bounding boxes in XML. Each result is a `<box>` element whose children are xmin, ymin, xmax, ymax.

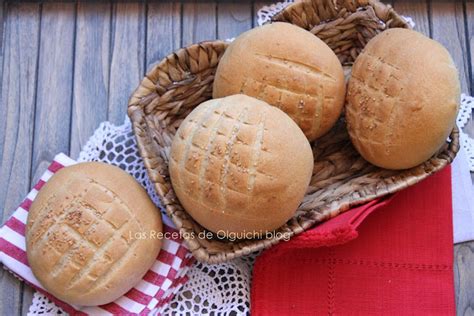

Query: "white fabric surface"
<box><xmin>452</xmin><ymin>145</ymin><xmax>474</xmax><ymax>244</ymax></box>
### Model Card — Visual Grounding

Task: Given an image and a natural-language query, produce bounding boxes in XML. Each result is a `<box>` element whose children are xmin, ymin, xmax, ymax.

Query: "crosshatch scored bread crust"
<box><xmin>127</xmin><ymin>0</ymin><xmax>459</xmax><ymax>263</ymax></box>
<box><xmin>26</xmin><ymin>162</ymin><xmax>163</xmax><ymax>306</ymax></box>
<box><xmin>169</xmin><ymin>94</ymin><xmax>314</xmax><ymax>235</ymax></box>
<box><xmin>346</xmin><ymin>28</ymin><xmax>460</xmax><ymax>170</ymax></box>
<box><xmin>213</xmin><ymin>22</ymin><xmax>346</xmax><ymax>142</ymax></box>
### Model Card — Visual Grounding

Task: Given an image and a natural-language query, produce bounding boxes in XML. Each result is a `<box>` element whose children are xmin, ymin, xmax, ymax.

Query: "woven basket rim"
<box><xmin>128</xmin><ymin>0</ymin><xmax>457</xmax><ymax>264</ymax></box>
<box><xmin>273</xmin><ymin>0</ymin><xmax>410</xmax><ymax>28</ymax></box>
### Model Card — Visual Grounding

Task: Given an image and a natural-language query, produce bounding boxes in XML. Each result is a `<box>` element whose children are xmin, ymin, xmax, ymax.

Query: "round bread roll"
<box><xmin>169</xmin><ymin>94</ymin><xmax>313</xmax><ymax>235</ymax></box>
<box><xmin>346</xmin><ymin>28</ymin><xmax>460</xmax><ymax>170</ymax></box>
<box><xmin>26</xmin><ymin>162</ymin><xmax>162</xmax><ymax>306</ymax></box>
<box><xmin>213</xmin><ymin>22</ymin><xmax>346</xmax><ymax>142</ymax></box>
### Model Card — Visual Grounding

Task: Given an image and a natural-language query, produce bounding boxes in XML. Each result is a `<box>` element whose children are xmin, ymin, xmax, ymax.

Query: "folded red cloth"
<box><xmin>252</xmin><ymin>166</ymin><xmax>454</xmax><ymax>315</ymax></box>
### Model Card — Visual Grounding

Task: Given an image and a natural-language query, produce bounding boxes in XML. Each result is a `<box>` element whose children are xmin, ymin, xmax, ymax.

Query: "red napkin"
<box><xmin>252</xmin><ymin>166</ymin><xmax>454</xmax><ymax>315</ymax></box>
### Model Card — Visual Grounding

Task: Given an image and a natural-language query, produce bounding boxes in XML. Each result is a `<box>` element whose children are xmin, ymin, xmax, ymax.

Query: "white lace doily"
<box><xmin>256</xmin><ymin>0</ymin><xmax>294</xmax><ymax>25</ymax></box>
<box><xmin>459</xmin><ymin>95</ymin><xmax>474</xmax><ymax>170</ymax></box>
<box><xmin>28</xmin><ymin>3</ymin><xmax>474</xmax><ymax>314</ymax></box>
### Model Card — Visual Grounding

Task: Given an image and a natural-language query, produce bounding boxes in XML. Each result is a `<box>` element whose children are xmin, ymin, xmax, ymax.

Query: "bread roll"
<box><xmin>213</xmin><ymin>22</ymin><xmax>346</xmax><ymax>141</ymax></box>
<box><xmin>26</xmin><ymin>162</ymin><xmax>162</xmax><ymax>306</ymax></box>
<box><xmin>169</xmin><ymin>94</ymin><xmax>313</xmax><ymax>235</ymax></box>
<box><xmin>346</xmin><ymin>28</ymin><xmax>460</xmax><ymax>170</ymax></box>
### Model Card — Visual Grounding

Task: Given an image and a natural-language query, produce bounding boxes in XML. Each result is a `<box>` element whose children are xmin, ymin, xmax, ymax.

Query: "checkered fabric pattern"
<box><xmin>0</xmin><ymin>153</ymin><xmax>194</xmax><ymax>315</ymax></box>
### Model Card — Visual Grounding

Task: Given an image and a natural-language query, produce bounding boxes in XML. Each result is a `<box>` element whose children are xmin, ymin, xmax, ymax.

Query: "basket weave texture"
<box><xmin>128</xmin><ymin>0</ymin><xmax>459</xmax><ymax>263</ymax></box>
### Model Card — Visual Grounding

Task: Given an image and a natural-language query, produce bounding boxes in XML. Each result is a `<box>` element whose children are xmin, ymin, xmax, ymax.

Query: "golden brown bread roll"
<box><xmin>26</xmin><ymin>162</ymin><xmax>162</xmax><ymax>306</ymax></box>
<box><xmin>169</xmin><ymin>94</ymin><xmax>313</xmax><ymax>235</ymax></box>
<box><xmin>213</xmin><ymin>22</ymin><xmax>346</xmax><ymax>141</ymax></box>
<box><xmin>346</xmin><ymin>28</ymin><xmax>460</xmax><ymax>170</ymax></box>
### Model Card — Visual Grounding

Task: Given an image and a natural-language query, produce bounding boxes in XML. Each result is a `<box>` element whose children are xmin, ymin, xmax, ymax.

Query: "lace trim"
<box><xmin>459</xmin><ymin>95</ymin><xmax>474</xmax><ymax>170</ymax></box>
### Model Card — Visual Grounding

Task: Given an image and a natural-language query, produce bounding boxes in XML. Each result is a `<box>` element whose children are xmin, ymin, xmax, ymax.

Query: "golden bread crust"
<box><xmin>26</xmin><ymin>162</ymin><xmax>162</xmax><ymax>306</ymax></box>
<box><xmin>346</xmin><ymin>28</ymin><xmax>460</xmax><ymax>170</ymax></box>
<box><xmin>169</xmin><ymin>94</ymin><xmax>314</xmax><ymax>235</ymax></box>
<box><xmin>213</xmin><ymin>22</ymin><xmax>346</xmax><ymax>141</ymax></box>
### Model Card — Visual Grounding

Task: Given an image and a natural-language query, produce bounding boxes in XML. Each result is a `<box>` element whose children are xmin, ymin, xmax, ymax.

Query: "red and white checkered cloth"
<box><xmin>0</xmin><ymin>153</ymin><xmax>195</xmax><ymax>315</ymax></box>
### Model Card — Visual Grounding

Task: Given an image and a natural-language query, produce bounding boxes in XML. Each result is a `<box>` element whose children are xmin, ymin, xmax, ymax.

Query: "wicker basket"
<box><xmin>128</xmin><ymin>0</ymin><xmax>459</xmax><ymax>263</ymax></box>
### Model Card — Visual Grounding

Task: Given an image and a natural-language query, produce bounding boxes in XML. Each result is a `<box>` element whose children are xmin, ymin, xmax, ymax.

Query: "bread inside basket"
<box><xmin>128</xmin><ymin>0</ymin><xmax>459</xmax><ymax>263</ymax></box>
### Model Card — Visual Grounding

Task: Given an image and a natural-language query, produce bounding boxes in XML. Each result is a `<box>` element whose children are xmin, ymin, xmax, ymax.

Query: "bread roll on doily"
<box><xmin>346</xmin><ymin>28</ymin><xmax>460</xmax><ymax>170</ymax></box>
<box><xmin>213</xmin><ymin>22</ymin><xmax>346</xmax><ymax>141</ymax></box>
<box><xmin>26</xmin><ymin>162</ymin><xmax>162</xmax><ymax>306</ymax></box>
<box><xmin>169</xmin><ymin>94</ymin><xmax>313</xmax><ymax>235</ymax></box>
